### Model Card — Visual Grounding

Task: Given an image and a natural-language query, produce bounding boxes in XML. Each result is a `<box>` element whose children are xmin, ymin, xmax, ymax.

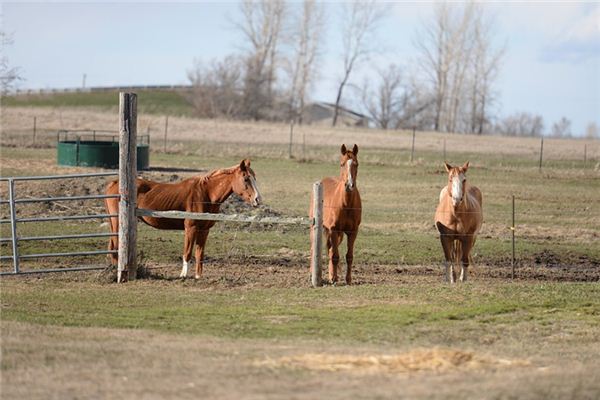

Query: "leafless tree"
<box><xmin>236</xmin><ymin>0</ymin><xmax>287</xmax><ymax>120</ymax></box>
<box><xmin>361</xmin><ymin>64</ymin><xmax>404</xmax><ymax>129</ymax></box>
<box><xmin>286</xmin><ymin>0</ymin><xmax>325</xmax><ymax>123</ymax></box>
<box><xmin>332</xmin><ymin>1</ymin><xmax>386</xmax><ymax>127</ymax></box>
<box><xmin>585</xmin><ymin>122</ymin><xmax>599</xmax><ymax>139</ymax></box>
<box><xmin>0</xmin><ymin>31</ymin><xmax>22</xmax><ymax>94</ymax></box>
<box><xmin>414</xmin><ymin>3</ymin><xmax>504</xmax><ymax>134</ymax></box>
<box><xmin>551</xmin><ymin>117</ymin><xmax>572</xmax><ymax>138</ymax></box>
<box><xmin>495</xmin><ymin>112</ymin><xmax>544</xmax><ymax>137</ymax></box>
<box><xmin>187</xmin><ymin>56</ymin><xmax>244</xmax><ymax>118</ymax></box>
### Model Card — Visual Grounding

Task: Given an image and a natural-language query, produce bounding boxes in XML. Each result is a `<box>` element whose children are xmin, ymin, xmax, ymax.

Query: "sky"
<box><xmin>2</xmin><ymin>1</ymin><xmax>599</xmax><ymax>136</ymax></box>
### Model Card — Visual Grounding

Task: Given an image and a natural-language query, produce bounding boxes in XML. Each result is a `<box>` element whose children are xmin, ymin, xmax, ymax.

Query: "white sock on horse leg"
<box><xmin>180</xmin><ymin>258</ymin><xmax>190</xmax><ymax>278</ymax></box>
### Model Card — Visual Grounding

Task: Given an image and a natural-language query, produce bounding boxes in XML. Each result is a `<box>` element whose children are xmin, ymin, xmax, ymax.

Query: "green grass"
<box><xmin>2</xmin><ymin>90</ymin><xmax>195</xmax><ymax>117</ymax></box>
<box><xmin>1</xmin><ymin>279</ymin><xmax>598</xmax><ymax>343</ymax></box>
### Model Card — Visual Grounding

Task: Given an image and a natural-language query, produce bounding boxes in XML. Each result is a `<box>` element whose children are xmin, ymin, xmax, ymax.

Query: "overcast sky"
<box><xmin>2</xmin><ymin>1</ymin><xmax>599</xmax><ymax>136</ymax></box>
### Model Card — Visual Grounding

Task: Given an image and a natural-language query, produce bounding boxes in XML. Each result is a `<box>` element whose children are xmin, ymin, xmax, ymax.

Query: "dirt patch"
<box><xmin>256</xmin><ymin>348</ymin><xmax>530</xmax><ymax>374</ymax></box>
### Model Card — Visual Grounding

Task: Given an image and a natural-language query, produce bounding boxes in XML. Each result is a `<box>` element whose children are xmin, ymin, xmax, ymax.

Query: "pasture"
<box><xmin>1</xmin><ymin>104</ymin><xmax>600</xmax><ymax>399</ymax></box>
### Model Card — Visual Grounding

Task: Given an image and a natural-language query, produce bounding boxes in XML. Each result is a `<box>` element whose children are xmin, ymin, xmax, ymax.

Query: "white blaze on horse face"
<box><xmin>451</xmin><ymin>174</ymin><xmax>464</xmax><ymax>207</ymax></box>
<box><xmin>249</xmin><ymin>175</ymin><xmax>262</xmax><ymax>207</ymax></box>
<box><xmin>346</xmin><ymin>159</ymin><xmax>354</xmax><ymax>191</ymax></box>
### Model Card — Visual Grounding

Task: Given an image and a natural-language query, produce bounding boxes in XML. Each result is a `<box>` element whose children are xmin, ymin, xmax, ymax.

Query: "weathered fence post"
<box><xmin>8</xmin><ymin>179</ymin><xmax>20</xmax><ymax>274</ymax></box>
<box><xmin>511</xmin><ymin>195</ymin><xmax>515</xmax><ymax>279</ymax></box>
<box><xmin>32</xmin><ymin>117</ymin><xmax>37</xmax><ymax>145</ymax></box>
<box><xmin>410</xmin><ymin>127</ymin><xmax>416</xmax><ymax>162</ymax></box>
<box><xmin>538</xmin><ymin>137</ymin><xmax>544</xmax><ymax>172</ymax></box>
<box><xmin>163</xmin><ymin>115</ymin><xmax>169</xmax><ymax>153</ymax></box>
<box><xmin>311</xmin><ymin>181</ymin><xmax>323</xmax><ymax>287</ymax></box>
<box><xmin>288</xmin><ymin>119</ymin><xmax>295</xmax><ymax>159</ymax></box>
<box><xmin>118</xmin><ymin>92</ymin><xmax>138</xmax><ymax>283</ymax></box>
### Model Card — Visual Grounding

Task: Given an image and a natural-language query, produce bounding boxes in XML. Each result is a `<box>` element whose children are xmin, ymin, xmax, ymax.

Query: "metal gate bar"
<box><xmin>0</xmin><ymin>232</ymin><xmax>117</xmax><ymax>243</ymax></box>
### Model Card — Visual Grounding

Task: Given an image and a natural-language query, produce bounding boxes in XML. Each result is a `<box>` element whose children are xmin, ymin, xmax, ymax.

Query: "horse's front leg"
<box><xmin>180</xmin><ymin>221</ymin><xmax>198</xmax><ymax>278</ymax></box>
<box><xmin>459</xmin><ymin>236</ymin><xmax>474</xmax><ymax>282</ymax></box>
<box><xmin>194</xmin><ymin>228</ymin><xmax>210</xmax><ymax>279</ymax></box>
<box><xmin>345</xmin><ymin>230</ymin><xmax>358</xmax><ymax>285</ymax></box>
<box><xmin>328</xmin><ymin>230</ymin><xmax>341</xmax><ymax>284</ymax></box>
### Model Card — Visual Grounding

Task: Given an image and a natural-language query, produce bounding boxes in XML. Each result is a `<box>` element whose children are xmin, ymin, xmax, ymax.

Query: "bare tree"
<box><xmin>361</xmin><ymin>64</ymin><xmax>404</xmax><ymax>129</ymax></box>
<box><xmin>0</xmin><ymin>31</ymin><xmax>22</xmax><ymax>94</ymax></box>
<box><xmin>236</xmin><ymin>0</ymin><xmax>287</xmax><ymax>120</ymax></box>
<box><xmin>414</xmin><ymin>3</ymin><xmax>504</xmax><ymax>134</ymax></box>
<box><xmin>187</xmin><ymin>56</ymin><xmax>244</xmax><ymax>119</ymax></box>
<box><xmin>585</xmin><ymin>122</ymin><xmax>599</xmax><ymax>139</ymax></box>
<box><xmin>286</xmin><ymin>0</ymin><xmax>325</xmax><ymax>123</ymax></box>
<box><xmin>551</xmin><ymin>117</ymin><xmax>572</xmax><ymax>138</ymax></box>
<box><xmin>495</xmin><ymin>112</ymin><xmax>544</xmax><ymax>137</ymax></box>
<box><xmin>468</xmin><ymin>7</ymin><xmax>505</xmax><ymax>135</ymax></box>
<box><xmin>332</xmin><ymin>1</ymin><xmax>386</xmax><ymax>127</ymax></box>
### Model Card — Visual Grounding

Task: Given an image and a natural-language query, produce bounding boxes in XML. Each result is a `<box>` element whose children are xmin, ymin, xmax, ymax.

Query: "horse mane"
<box><xmin>463</xmin><ymin>182</ymin><xmax>479</xmax><ymax>210</ymax></box>
<box><xmin>198</xmin><ymin>166</ymin><xmax>237</xmax><ymax>183</ymax></box>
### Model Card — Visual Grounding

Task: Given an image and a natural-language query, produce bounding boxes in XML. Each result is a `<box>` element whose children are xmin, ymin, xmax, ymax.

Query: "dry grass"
<box><xmin>2</xmin><ymin>106</ymin><xmax>599</xmax><ymax>161</ymax></box>
<box><xmin>256</xmin><ymin>348</ymin><xmax>530</xmax><ymax>375</ymax></box>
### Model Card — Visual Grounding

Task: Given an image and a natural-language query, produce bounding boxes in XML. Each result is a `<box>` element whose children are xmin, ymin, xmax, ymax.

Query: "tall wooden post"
<box><xmin>288</xmin><ymin>120</ymin><xmax>295</xmax><ymax>159</ymax></box>
<box><xmin>511</xmin><ymin>195</ymin><xmax>515</xmax><ymax>280</ymax></box>
<box><xmin>410</xmin><ymin>127</ymin><xmax>416</xmax><ymax>162</ymax></box>
<box><xmin>118</xmin><ymin>92</ymin><xmax>138</xmax><ymax>283</ymax></box>
<box><xmin>32</xmin><ymin>117</ymin><xmax>37</xmax><ymax>145</ymax></box>
<box><xmin>538</xmin><ymin>137</ymin><xmax>544</xmax><ymax>172</ymax></box>
<box><xmin>163</xmin><ymin>115</ymin><xmax>169</xmax><ymax>153</ymax></box>
<box><xmin>311</xmin><ymin>181</ymin><xmax>323</xmax><ymax>287</ymax></box>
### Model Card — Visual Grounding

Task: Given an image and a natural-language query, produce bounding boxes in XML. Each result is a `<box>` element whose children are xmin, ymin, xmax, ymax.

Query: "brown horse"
<box><xmin>104</xmin><ymin>159</ymin><xmax>262</xmax><ymax>279</ymax></box>
<box><xmin>434</xmin><ymin>161</ymin><xmax>483</xmax><ymax>283</ymax></box>
<box><xmin>311</xmin><ymin>144</ymin><xmax>362</xmax><ymax>284</ymax></box>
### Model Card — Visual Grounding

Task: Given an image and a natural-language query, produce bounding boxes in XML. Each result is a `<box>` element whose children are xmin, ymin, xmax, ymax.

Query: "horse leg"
<box><xmin>345</xmin><ymin>230</ymin><xmax>358</xmax><ymax>285</ymax></box>
<box><xmin>194</xmin><ymin>228</ymin><xmax>210</xmax><ymax>279</ymax></box>
<box><xmin>440</xmin><ymin>235</ymin><xmax>453</xmax><ymax>283</ymax></box>
<box><xmin>328</xmin><ymin>230</ymin><xmax>341</xmax><ymax>284</ymax></box>
<box><xmin>459</xmin><ymin>237</ymin><xmax>474</xmax><ymax>282</ymax></box>
<box><xmin>105</xmin><ymin>200</ymin><xmax>119</xmax><ymax>266</ymax></box>
<box><xmin>180</xmin><ymin>222</ymin><xmax>198</xmax><ymax>278</ymax></box>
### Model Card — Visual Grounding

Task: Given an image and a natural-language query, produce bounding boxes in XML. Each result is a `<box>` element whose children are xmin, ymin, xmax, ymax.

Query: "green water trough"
<box><xmin>57</xmin><ymin>131</ymin><xmax>149</xmax><ymax>170</ymax></box>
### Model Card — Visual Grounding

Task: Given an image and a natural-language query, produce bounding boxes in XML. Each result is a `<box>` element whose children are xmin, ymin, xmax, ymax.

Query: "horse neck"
<box><xmin>336</xmin><ymin>179</ymin><xmax>356</xmax><ymax>206</ymax></box>
<box><xmin>201</xmin><ymin>172</ymin><xmax>235</xmax><ymax>205</ymax></box>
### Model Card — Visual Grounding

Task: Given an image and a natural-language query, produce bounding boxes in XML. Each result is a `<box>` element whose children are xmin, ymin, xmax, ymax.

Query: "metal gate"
<box><xmin>0</xmin><ymin>172</ymin><xmax>119</xmax><ymax>275</ymax></box>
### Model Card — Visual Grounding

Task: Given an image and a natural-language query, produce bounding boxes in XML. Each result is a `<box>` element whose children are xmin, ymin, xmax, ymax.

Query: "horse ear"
<box><xmin>462</xmin><ymin>161</ymin><xmax>469</xmax><ymax>172</ymax></box>
<box><xmin>239</xmin><ymin>159</ymin><xmax>248</xmax><ymax>172</ymax></box>
<box><xmin>340</xmin><ymin>144</ymin><xmax>347</xmax><ymax>155</ymax></box>
<box><xmin>352</xmin><ymin>144</ymin><xmax>359</xmax><ymax>155</ymax></box>
<box><xmin>444</xmin><ymin>162</ymin><xmax>452</xmax><ymax>172</ymax></box>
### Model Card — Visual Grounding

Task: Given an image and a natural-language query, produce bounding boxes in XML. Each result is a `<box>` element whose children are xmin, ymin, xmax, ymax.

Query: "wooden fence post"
<box><xmin>288</xmin><ymin>120</ymin><xmax>295</xmax><ymax>159</ymax></box>
<box><xmin>410</xmin><ymin>127</ymin><xmax>416</xmax><ymax>162</ymax></box>
<box><xmin>311</xmin><ymin>181</ymin><xmax>323</xmax><ymax>287</ymax></box>
<box><xmin>511</xmin><ymin>195</ymin><xmax>515</xmax><ymax>280</ymax></box>
<box><xmin>163</xmin><ymin>115</ymin><xmax>169</xmax><ymax>153</ymax></box>
<box><xmin>538</xmin><ymin>137</ymin><xmax>544</xmax><ymax>172</ymax></box>
<box><xmin>118</xmin><ymin>92</ymin><xmax>138</xmax><ymax>283</ymax></box>
<box><xmin>32</xmin><ymin>117</ymin><xmax>37</xmax><ymax>145</ymax></box>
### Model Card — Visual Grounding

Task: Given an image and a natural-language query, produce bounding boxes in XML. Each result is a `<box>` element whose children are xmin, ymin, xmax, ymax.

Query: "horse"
<box><xmin>104</xmin><ymin>159</ymin><xmax>262</xmax><ymax>279</ymax></box>
<box><xmin>434</xmin><ymin>161</ymin><xmax>483</xmax><ymax>283</ymax></box>
<box><xmin>310</xmin><ymin>144</ymin><xmax>362</xmax><ymax>285</ymax></box>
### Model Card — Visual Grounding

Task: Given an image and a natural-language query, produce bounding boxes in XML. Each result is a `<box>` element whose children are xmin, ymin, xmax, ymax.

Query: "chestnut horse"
<box><xmin>434</xmin><ymin>161</ymin><xmax>483</xmax><ymax>283</ymax></box>
<box><xmin>310</xmin><ymin>144</ymin><xmax>362</xmax><ymax>284</ymax></box>
<box><xmin>104</xmin><ymin>159</ymin><xmax>262</xmax><ymax>279</ymax></box>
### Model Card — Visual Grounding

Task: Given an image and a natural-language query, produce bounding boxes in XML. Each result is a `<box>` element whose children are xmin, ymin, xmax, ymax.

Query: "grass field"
<box><xmin>1</xmin><ymin>104</ymin><xmax>600</xmax><ymax>399</ymax></box>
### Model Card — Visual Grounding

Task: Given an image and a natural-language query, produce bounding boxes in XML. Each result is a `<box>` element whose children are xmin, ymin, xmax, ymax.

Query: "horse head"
<box><xmin>340</xmin><ymin>144</ymin><xmax>359</xmax><ymax>192</ymax></box>
<box><xmin>232</xmin><ymin>159</ymin><xmax>262</xmax><ymax>207</ymax></box>
<box><xmin>444</xmin><ymin>161</ymin><xmax>469</xmax><ymax>208</ymax></box>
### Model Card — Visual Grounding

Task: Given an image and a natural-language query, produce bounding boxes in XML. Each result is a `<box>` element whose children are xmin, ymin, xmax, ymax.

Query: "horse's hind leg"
<box><xmin>180</xmin><ymin>222</ymin><xmax>198</xmax><ymax>278</ymax></box>
<box><xmin>105</xmin><ymin>198</ymin><xmax>119</xmax><ymax>266</ymax></box>
<box><xmin>345</xmin><ymin>230</ymin><xmax>358</xmax><ymax>285</ymax></box>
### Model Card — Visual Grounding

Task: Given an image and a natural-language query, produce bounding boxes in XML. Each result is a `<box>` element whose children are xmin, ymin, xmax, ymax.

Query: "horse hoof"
<box><xmin>194</xmin><ymin>274</ymin><xmax>201</xmax><ymax>280</ymax></box>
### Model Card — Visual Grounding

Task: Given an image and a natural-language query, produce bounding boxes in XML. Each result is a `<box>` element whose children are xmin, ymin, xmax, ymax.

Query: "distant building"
<box><xmin>301</xmin><ymin>102</ymin><xmax>369</xmax><ymax>127</ymax></box>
